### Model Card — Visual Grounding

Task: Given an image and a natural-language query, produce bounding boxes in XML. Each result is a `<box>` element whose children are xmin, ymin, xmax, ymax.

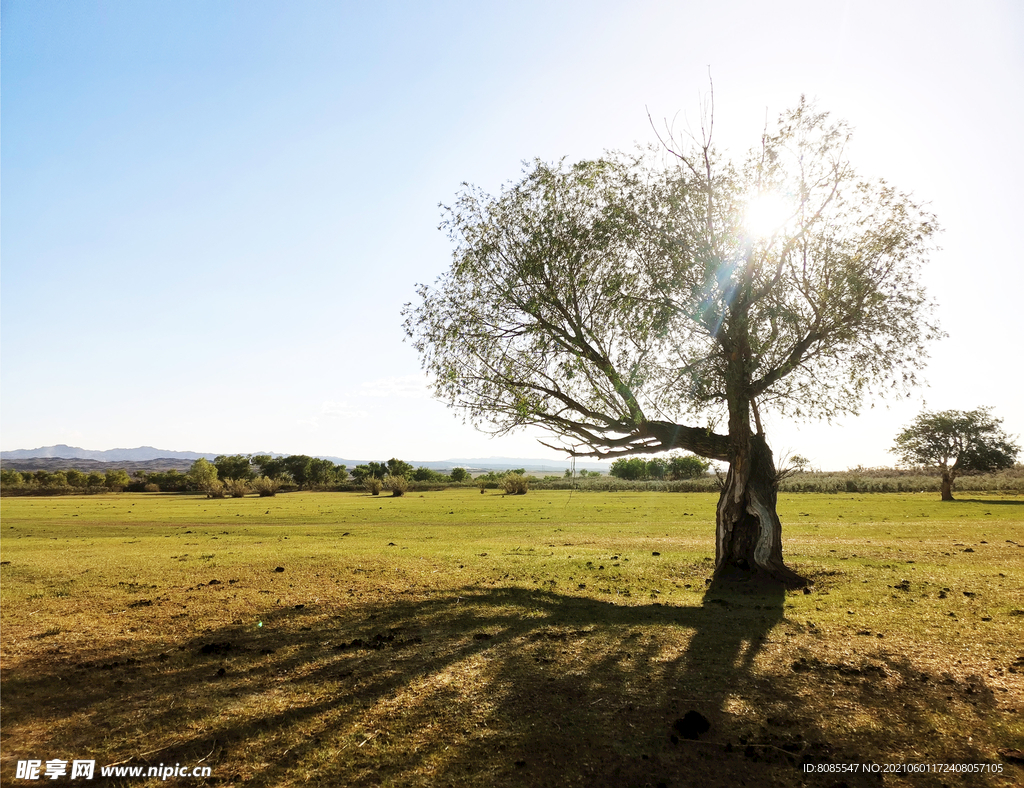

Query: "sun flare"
<box><xmin>743</xmin><ymin>192</ymin><xmax>792</xmax><ymax>238</ymax></box>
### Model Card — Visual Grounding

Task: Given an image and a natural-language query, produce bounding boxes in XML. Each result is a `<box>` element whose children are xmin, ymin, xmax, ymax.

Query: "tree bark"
<box><xmin>940</xmin><ymin>471</ymin><xmax>955</xmax><ymax>501</ymax></box>
<box><xmin>715</xmin><ymin>433</ymin><xmax>806</xmax><ymax>587</ymax></box>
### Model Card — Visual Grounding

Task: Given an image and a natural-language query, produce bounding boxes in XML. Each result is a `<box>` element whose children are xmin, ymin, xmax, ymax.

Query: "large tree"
<box><xmin>893</xmin><ymin>407</ymin><xmax>1019</xmax><ymax>501</ymax></box>
<box><xmin>405</xmin><ymin>99</ymin><xmax>941</xmax><ymax>586</ymax></box>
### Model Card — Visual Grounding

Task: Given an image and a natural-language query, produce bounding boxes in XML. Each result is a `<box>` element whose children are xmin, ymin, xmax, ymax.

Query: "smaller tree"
<box><xmin>1</xmin><ymin>469</ymin><xmax>25</xmax><ymax>487</ymax></box>
<box><xmin>104</xmin><ymin>469</ymin><xmax>131</xmax><ymax>491</ymax></box>
<box><xmin>893</xmin><ymin>407</ymin><xmax>1020</xmax><ymax>501</ymax></box>
<box><xmin>66</xmin><ymin>469</ymin><xmax>88</xmax><ymax>488</ymax></box>
<box><xmin>215</xmin><ymin>454</ymin><xmax>254</xmax><ymax>481</ymax></box>
<box><xmin>668</xmin><ymin>454</ymin><xmax>711</xmax><ymax>480</ymax></box>
<box><xmin>187</xmin><ymin>458</ymin><xmax>219</xmax><ymax>494</ymax></box>
<box><xmin>450</xmin><ymin>467</ymin><xmax>469</xmax><ymax>483</ymax></box>
<box><xmin>387</xmin><ymin>458</ymin><xmax>414</xmax><ymax>478</ymax></box>
<box><xmin>610</xmin><ymin>457</ymin><xmax>647</xmax><ymax>480</ymax></box>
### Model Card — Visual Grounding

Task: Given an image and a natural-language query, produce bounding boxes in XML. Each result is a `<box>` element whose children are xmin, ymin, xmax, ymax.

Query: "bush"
<box><xmin>253</xmin><ymin>476</ymin><xmax>281</xmax><ymax>497</ymax></box>
<box><xmin>224</xmin><ymin>478</ymin><xmax>250</xmax><ymax>498</ymax></box>
<box><xmin>206</xmin><ymin>480</ymin><xmax>227</xmax><ymax>499</ymax></box>
<box><xmin>364</xmin><ymin>476</ymin><xmax>384</xmax><ymax>496</ymax></box>
<box><xmin>143</xmin><ymin>483</ymin><xmax>160</xmax><ymax>493</ymax></box>
<box><xmin>385</xmin><ymin>475</ymin><xmax>410</xmax><ymax>497</ymax></box>
<box><xmin>502</xmin><ymin>473</ymin><xmax>529</xmax><ymax>495</ymax></box>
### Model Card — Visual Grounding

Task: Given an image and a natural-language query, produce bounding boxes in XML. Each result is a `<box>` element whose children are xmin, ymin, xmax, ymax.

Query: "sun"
<box><xmin>743</xmin><ymin>192</ymin><xmax>792</xmax><ymax>238</ymax></box>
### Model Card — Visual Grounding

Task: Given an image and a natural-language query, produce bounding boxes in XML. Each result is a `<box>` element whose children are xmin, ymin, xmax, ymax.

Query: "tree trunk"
<box><xmin>940</xmin><ymin>472</ymin><xmax>955</xmax><ymax>501</ymax></box>
<box><xmin>715</xmin><ymin>433</ymin><xmax>806</xmax><ymax>588</ymax></box>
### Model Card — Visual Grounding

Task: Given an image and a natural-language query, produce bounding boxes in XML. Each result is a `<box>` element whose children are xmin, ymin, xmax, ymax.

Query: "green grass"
<box><xmin>1</xmin><ymin>490</ymin><xmax>1022</xmax><ymax>787</ymax></box>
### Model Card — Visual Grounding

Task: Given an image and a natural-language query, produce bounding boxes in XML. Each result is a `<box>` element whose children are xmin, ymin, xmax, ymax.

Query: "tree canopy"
<box><xmin>405</xmin><ymin>98</ymin><xmax>942</xmax><ymax>585</ymax></box>
<box><xmin>893</xmin><ymin>407</ymin><xmax>1019</xmax><ymax>500</ymax></box>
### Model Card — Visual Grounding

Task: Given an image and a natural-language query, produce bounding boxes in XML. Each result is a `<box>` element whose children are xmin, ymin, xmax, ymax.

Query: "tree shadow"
<box><xmin>951</xmin><ymin>498</ymin><xmax>1024</xmax><ymax>506</ymax></box>
<box><xmin>2</xmin><ymin>580</ymin><xmax>1013</xmax><ymax>787</ymax></box>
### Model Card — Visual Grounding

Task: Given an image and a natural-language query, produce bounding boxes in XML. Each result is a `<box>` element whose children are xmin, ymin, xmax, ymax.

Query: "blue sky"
<box><xmin>3</xmin><ymin>0</ymin><xmax>1022</xmax><ymax>468</ymax></box>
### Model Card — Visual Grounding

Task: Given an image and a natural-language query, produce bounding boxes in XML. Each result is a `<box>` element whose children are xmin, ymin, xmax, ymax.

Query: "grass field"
<box><xmin>1</xmin><ymin>489</ymin><xmax>1022</xmax><ymax>787</ymax></box>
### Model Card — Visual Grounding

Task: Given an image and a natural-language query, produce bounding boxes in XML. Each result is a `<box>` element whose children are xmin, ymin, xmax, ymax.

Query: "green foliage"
<box><xmin>668</xmin><ymin>454</ymin><xmax>710</xmax><ymax>480</ymax></box>
<box><xmin>253</xmin><ymin>476</ymin><xmax>281</xmax><ymax>497</ymax></box>
<box><xmin>305</xmin><ymin>457</ymin><xmax>339</xmax><ymax>488</ymax></box>
<box><xmin>224</xmin><ymin>478</ymin><xmax>250</xmax><ymax>498</ymax></box>
<box><xmin>501</xmin><ymin>473</ymin><xmax>529</xmax><ymax>495</ymax></box>
<box><xmin>450</xmin><ymin>467</ymin><xmax>469</xmax><ymax>483</ymax></box>
<box><xmin>1</xmin><ymin>469</ymin><xmax>25</xmax><ymax>487</ymax></box>
<box><xmin>65</xmin><ymin>469</ymin><xmax>87</xmax><ymax>487</ymax></box>
<box><xmin>405</xmin><ymin>100</ymin><xmax>942</xmax><ymax>463</ymax></box>
<box><xmin>206</xmin><ymin>479</ymin><xmax>227</xmax><ymax>498</ymax></box>
<box><xmin>609</xmin><ymin>457</ymin><xmax>647</xmax><ymax>480</ymax></box>
<box><xmin>646</xmin><ymin>458</ymin><xmax>667</xmax><ymax>480</ymax></box>
<box><xmin>894</xmin><ymin>407</ymin><xmax>1019</xmax><ymax>474</ymax></box>
<box><xmin>363</xmin><ymin>476</ymin><xmax>384</xmax><ymax>496</ymax></box>
<box><xmin>281</xmin><ymin>455</ymin><xmax>314</xmax><ymax>488</ymax></box>
<box><xmin>894</xmin><ymin>407</ymin><xmax>1019</xmax><ymax>499</ymax></box>
<box><xmin>352</xmin><ymin>462</ymin><xmax>388</xmax><ymax>484</ymax></box>
<box><xmin>387</xmin><ymin>458</ymin><xmax>414</xmax><ymax>478</ymax></box>
<box><xmin>385</xmin><ymin>474</ymin><xmax>410</xmax><ymax>497</ymax></box>
<box><xmin>253</xmin><ymin>455</ymin><xmax>288</xmax><ymax>480</ymax></box>
<box><xmin>187</xmin><ymin>458</ymin><xmax>218</xmax><ymax>493</ymax></box>
<box><xmin>104</xmin><ymin>469</ymin><xmax>131</xmax><ymax>491</ymax></box>
<box><xmin>214</xmin><ymin>454</ymin><xmax>254</xmax><ymax>482</ymax></box>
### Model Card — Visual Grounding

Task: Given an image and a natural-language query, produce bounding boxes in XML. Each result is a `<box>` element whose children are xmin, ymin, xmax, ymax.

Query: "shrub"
<box><xmin>385</xmin><ymin>475</ymin><xmax>409</xmax><ymax>497</ymax></box>
<box><xmin>502</xmin><ymin>473</ymin><xmax>529</xmax><ymax>495</ymax></box>
<box><xmin>224</xmin><ymin>478</ymin><xmax>250</xmax><ymax>498</ymax></box>
<box><xmin>364</xmin><ymin>476</ymin><xmax>383</xmax><ymax>496</ymax></box>
<box><xmin>143</xmin><ymin>483</ymin><xmax>160</xmax><ymax>493</ymax></box>
<box><xmin>253</xmin><ymin>476</ymin><xmax>281</xmax><ymax>497</ymax></box>
<box><xmin>206</xmin><ymin>480</ymin><xmax>227</xmax><ymax>499</ymax></box>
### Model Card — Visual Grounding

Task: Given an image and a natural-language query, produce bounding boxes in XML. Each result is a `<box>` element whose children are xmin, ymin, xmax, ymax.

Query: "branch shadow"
<box><xmin>2</xmin><ymin>579</ymin><xmax>1013</xmax><ymax>787</ymax></box>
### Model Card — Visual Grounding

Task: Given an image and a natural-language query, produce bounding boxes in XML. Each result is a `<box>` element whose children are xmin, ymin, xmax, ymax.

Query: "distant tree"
<box><xmin>215</xmin><ymin>455</ymin><xmax>254</xmax><ymax>482</ymax></box>
<box><xmin>65</xmin><ymin>469</ymin><xmax>87</xmax><ymax>487</ymax></box>
<box><xmin>282</xmin><ymin>455</ymin><xmax>314</xmax><ymax>488</ymax></box>
<box><xmin>450</xmin><ymin>467</ymin><xmax>469</xmax><ymax>483</ymax></box>
<box><xmin>1</xmin><ymin>469</ymin><xmax>24</xmax><ymax>486</ymax></box>
<box><xmin>412</xmin><ymin>466</ymin><xmax>439</xmax><ymax>482</ymax></box>
<box><xmin>352</xmin><ymin>462</ymin><xmax>388</xmax><ymax>484</ymax></box>
<box><xmin>668</xmin><ymin>454</ymin><xmax>711</xmax><ymax>480</ymax></box>
<box><xmin>789</xmin><ymin>454</ymin><xmax>811</xmax><ymax>473</ymax></box>
<box><xmin>104</xmin><ymin>469</ymin><xmax>131</xmax><ymax>491</ymax></box>
<box><xmin>86</xmin><ymin>472</ymin><xmax>105</xmax><ymax>487</ymax></box>
<box><xmin>187</xmin><ymin>458</ymin><xmax>218</xmax><ymax>493</ymax></box>
<box><xmin>148</xmin><ymin>469</ymin><xmax>187</xmax><ymax>492</ymax></box>
<box><xmin>386</xmin><ymin>458</ymin><xmax>414</xmax><ymax>478</ymax></box>
<box><xmin>335</xmin><ymin>464</ymin><xmax>349</xmax><ymax>483</ymax></box>
<box><xmin>253</xmin><ymin>455</ymin><xmax>288</xmax><ymax>480</ymax></box>
<box><xmin>306</xmin><ymin>457</ymin><xmax>338</xmax><ymax>488</ymax></box>
<box><xmin>647</xmin><ymin>458</ymin><xmax>668</xmax><ymax>480</ymax></box>
<box><xmin>610</xmin><ymin>457</ymin><xmax>647</xmax><ymax>480</ymax></box>
<box><xmin>46</xmin><ymin>471</ymin><xmax>69</xmax><ymax>487</ymax></box>
<box><xmin>893</xmin><ymin>407</ymin><xmax>1020</xmax><ymax>501</ymax></box>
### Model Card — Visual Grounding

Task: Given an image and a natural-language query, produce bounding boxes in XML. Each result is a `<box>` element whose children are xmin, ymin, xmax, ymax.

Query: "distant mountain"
<box><xmin>0</xmin><ymin>445</ymin><xmax>218</xmax><ymax>462</ymax></box>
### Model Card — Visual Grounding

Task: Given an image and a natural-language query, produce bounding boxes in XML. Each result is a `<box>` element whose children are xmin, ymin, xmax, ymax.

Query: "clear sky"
<box><xmin>2</xmin><ymin>0</ymin><xmax>1022</xmax><ymax>469</ymax></box>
